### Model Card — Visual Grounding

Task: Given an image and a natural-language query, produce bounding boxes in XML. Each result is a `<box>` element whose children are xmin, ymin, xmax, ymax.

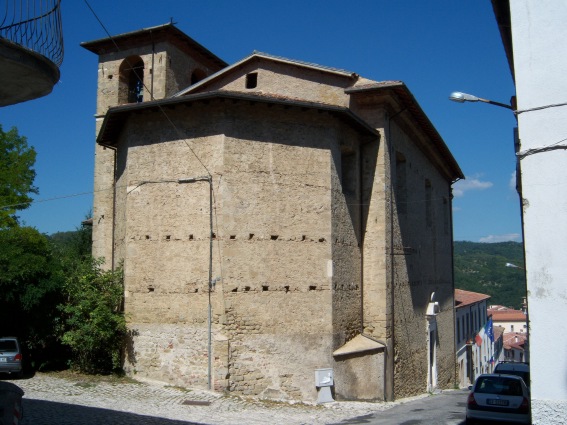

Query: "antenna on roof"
<box><xmin>170</xmin><ymin>17</ymin><xmax>178</xmax><ymax>26</ymax></box>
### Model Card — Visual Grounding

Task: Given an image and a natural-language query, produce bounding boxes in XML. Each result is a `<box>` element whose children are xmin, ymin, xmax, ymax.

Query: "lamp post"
<box><xmin>449</xmin><ymin>91</ymin><xmax>513</xmax><ymax>110</ymax></box>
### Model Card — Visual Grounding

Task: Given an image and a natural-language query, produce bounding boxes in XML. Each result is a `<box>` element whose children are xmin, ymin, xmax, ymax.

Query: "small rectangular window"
<box><xmin>246</xmin><ymin>72</ymin><xmax>258</xmax><ymax>89</ymax></box>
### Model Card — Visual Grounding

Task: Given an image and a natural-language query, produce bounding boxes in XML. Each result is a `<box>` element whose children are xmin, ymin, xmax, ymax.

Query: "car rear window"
<box><xmin>502</xmin><ymin>371</ymin><xmax>530</xmax><ymax>383</ymax></box>
<box><xmin>494</xmin><ymin>367</ymin><xmax>530</xmax><ymax>385</ymax></box>
<box><xmin>0</xmin><ymin>340</ymin><xmax>18</xmax><ymax>351</ymax></box>
<box><xmin>476</xmin><ymin>377</ymin><xmax>523</xmax><ymax>396</ymax></box>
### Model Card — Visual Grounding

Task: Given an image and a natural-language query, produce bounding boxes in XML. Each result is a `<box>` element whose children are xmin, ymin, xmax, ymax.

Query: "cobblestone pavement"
<box><xmin>1</xmin><ymin>373</ymin><xmax>419</xmax><ymax>425</ymax></box>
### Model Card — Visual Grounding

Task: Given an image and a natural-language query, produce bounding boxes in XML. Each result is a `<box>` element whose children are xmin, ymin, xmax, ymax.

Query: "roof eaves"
<box><xmin>81</xmin><ymin>22</ymin><xmax>175</xmax><ymax>49</ymax></box>
<box><xmin>80</xmin><ymin>22</ymin><xmax>227</xmax><ymax>69</ymax></box>
<box><xmin>97</xmin><ymin>90</ymin><xmax>380</xmax><ymax>146</ymax></box>
<box><xmin>173</xmin><ymin>53</ymin><xmax>256</xmax><ymax>97</ymax></box>
<box><xmin>174</xmin><ymin>51</ymin><xmax>358</xmax><ymax>98</ymax></box>
<box><xmin>345</xmin><ymin>81</ymin><xmax>404</xmax><ymax>92</ymax></box>
<box><xmin>252</xmin><ymin>51</ymin><xmax>358</xmax><ymax>78</ymax></box>
<box><xmin>346</xmin><ymin>81</ymin><xmax>464</xmax><ymax>182</ymax></box>
<box><xmin>455</xmin><ymin>289</ymin><xmax>491</xmax><ymax>308</ymax></box>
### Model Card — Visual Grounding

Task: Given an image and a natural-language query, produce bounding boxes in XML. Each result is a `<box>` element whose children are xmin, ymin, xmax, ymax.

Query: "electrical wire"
<box><xmin>516</xmin><ymin>136</ymin><xmax>567</xmax><ymax>160</ymax></box>
<box><xmin>83</xmin><ymin>0</ymin><xmax>211</xmax><ymax>177</ymax></box>
<box><xmin>4</xmin><ymin>2</ymin><xmax>473</xmax><ymax>239</ymax></box>
<box><xmin>515</xmin><ymin>101</ymin><xmax>567</xmax><ymax>115</ymax></box>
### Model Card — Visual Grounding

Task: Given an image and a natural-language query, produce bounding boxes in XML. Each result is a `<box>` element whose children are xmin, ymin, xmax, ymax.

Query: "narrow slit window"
<box><xmin>246</xmin><ymin>72</ymin><xmax>258</xmax><ymax>89</ymax></box>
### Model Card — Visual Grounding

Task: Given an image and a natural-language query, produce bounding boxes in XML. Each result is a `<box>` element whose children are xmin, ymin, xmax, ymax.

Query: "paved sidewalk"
<box><xmin>2</xmin><ymin>373</ymin><xmax>418</xmax><ymax>425</ymax></box>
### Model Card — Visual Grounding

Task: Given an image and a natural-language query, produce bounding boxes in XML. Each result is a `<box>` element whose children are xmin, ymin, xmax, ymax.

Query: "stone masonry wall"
<box><xmin>192</xmin><ymin>59</ymin><xmax>354</xmax><ymax>107</ymax></box>
<box><xmin>388</xmin><ymin>117</ymin><xmax>456</xmax><ymax>398</ymax></box>
<box><xmin>91</xmin><ymin>38</ymin><xmax>221</xmax><ymax>263</ymax></box>
<box><xmin>111</xmin><ymin>101</ymin><xmax>368</xmax><ymax>401</ymax></box>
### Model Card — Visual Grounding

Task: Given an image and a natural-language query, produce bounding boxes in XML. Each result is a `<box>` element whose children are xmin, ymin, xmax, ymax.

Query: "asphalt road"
<box><xmin>330</xmin><ymin>389</ymin><xmax>469</xmax><ymax>425</ymax></box>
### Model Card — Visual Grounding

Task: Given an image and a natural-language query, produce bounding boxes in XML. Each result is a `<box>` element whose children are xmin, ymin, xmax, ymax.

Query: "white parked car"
<box><xmin>466</xmin><ymin>373</ymin><xmax>531</xmax><ymax>424</ymax></box>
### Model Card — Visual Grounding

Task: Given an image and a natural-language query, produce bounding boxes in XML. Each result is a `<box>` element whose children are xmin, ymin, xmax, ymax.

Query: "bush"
<box><xmin>58</xmin><ymin>258</ymin><xmax>126</xmax><ymax>374</ymax></box>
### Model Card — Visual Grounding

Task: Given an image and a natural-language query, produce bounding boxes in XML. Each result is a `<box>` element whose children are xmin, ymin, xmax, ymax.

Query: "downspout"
<box><xmin>207</xmin><ymin>176</ymin><xmax>213</xmax><ymax>390</ymax></box>
<box><xmin>150</xmin><ymin>30</ymin><xmax>155</xmax><ymax>100</ymax></box>
<box><xmin>106</xmin><ymin>144</ymin><xmax>118</xmax><ymax>271</ymax></box>
<box><xmin>449</xmin><ymin>179</ymin><xmax>460</xmax><ymax>389</ymax></box>
<box><xmin>95</xmin><ymin>136</ymin><xmax>117</xmax><ymax>270</ymax></box>
<box><xmin>359</xmin><ymin>142</ymin><xmax>364</xmax><ymax>334</ymax></box>
<box><xmin>385</xmin><ymin>108</ymin><xmax>406</xmax><ymax>401</ymax></box>
<box><xmin>179</xmin><ymin>175</ymin><xmax>214</xmax><ymax>390</ymax></box>
<box><xmin>448</xmin><ymin>178</ymin><xmax>461</xmax><ymax>388</ymax></box>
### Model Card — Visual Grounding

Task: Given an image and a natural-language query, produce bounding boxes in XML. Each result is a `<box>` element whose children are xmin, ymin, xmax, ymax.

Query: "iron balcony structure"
<box><xmin>0</xmin><ymin>0</ymin><xmax>63</xmax><ymax>106</ymax></box>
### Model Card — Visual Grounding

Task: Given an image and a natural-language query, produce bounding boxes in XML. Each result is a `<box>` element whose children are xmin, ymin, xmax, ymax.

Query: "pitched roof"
<box><xmin>455</xmin><ymin>289</ymin><xmax>491</xmax><ymax>308</ymax></box>
<box><xmin>345</xmin><ymin>81</ymin><xmax>464</xmax><ymax>182</ymax></box>
<box><xmin>503</xmin><ymin>332</ymin><xmax>527</xmax><ymax>350</ymax></box>
<box><xmin>174</xmin><ymin>51</ymin><xmax>357</xmax><ymax>97</ymax></box>
<box><xmin>81</xmin><ymin>22</ymin><xmax>227</xmax><ymax>70</ymax></box>
<box><xmin>489</xmin><ymin>309</ymin><xmax>527</xmax><ymax>322</ymax></box>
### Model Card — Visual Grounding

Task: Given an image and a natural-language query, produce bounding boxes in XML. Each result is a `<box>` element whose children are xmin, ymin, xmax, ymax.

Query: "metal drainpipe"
<box><xmin>178</xmin><ymin>175</ymin><xmax>214</xmax><ymax>389</ymax></box>
<box><xmin>387</xmin><ymin>119</ymin><xmax>395</xmax><ymax>402</ymax></box>
<box><xmin>150</xmin><ymin>30</ymin><xmax>155</xmax><ymax>100</ymax></box>
<box><xmin>207</xmin><ymin>176</ymin><xmax>213</xmax><ymax>391</ymax></box>
<box><xmin>107</xmin><ymin>144</ymin><xmax>118</xmax><ymax>271</ymax></box>
<box><xmin>359</xmin><ymin>144</ymin><xmax>364</xmax><ymax>334</ymax></box>
<box><xmin>449</xmin><ymin>181</ymin><xmax>459</xmax><ymax>389</ymax></box>
<box><xmin>385</xmin><ymin>108</ymin><xmax>405</xmax><ymax>401</ymax></box>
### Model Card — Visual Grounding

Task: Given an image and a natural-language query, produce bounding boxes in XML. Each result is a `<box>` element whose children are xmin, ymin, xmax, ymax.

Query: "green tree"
<box><xmin>454</xmin><ymin>241</ymin><xmax>526</xmax><ymax>308</ymax></box>
<box><xmin>49</xmin><ymin>212</ymin><xmax>93</xmax><ymax>260</ymax></box>
<box><xmin>0</xmin><ymin>226</ymin><xmax>67</xmax><ymax>369</ymax></box>
<box><xmin>0</xmin><ymin>125</ymin><xmax>38</xmax><ymax>228</ymax></box>
<box><xmin>58</xmin><ymin>258</ymin><xmax>126</xmax><ymax>374</ymax></box>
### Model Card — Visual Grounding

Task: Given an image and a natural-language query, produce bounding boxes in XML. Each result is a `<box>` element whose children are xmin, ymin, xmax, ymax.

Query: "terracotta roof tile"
<box><xmin>503</xmin><ymin>332</ymin><xmax>527</xmax><ymax>350</ymax></box>
<box><xmin>455</xmin><ymin>289</ymin><xmax>491</xmax><ymax>308</ymax></box>
<box><xmin>489</xmin><ymin>308</ymin><xmax>527</xmax><ymax>322</ymax></box>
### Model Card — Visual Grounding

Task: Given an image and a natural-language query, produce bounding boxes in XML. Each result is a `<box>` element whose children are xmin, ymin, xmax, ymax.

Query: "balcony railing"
<box><xmin>0</xmin><ymin>0</ymin><xmax>63</xmax><ymax>67</ymax></box>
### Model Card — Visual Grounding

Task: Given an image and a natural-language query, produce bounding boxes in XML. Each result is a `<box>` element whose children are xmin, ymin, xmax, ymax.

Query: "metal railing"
<box><xmin>0</xmin><ymin>0</ymin><xmax>63</xmax><ymax>66</ymax></box>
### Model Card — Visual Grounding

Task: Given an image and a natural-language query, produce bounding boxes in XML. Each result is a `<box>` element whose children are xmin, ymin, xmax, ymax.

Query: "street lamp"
<box><xmin>505</xmin><ymin>262</ymin><xmax>524</xmax><ymax>270</ymax></box>
<box><xmin>449</xmin><ymin>91</ymin><xmax>513</xmax><ymax>110</ymax></box>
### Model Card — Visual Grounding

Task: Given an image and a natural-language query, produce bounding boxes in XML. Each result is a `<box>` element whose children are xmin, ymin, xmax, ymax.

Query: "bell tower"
<box><xmin>81</xmin><ymin>23</ymin><xmax>227</xmax><ymax>264</ymax></box>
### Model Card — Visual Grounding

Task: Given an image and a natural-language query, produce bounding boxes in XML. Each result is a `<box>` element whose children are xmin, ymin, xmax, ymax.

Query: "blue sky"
<box><xmin>2</xmin><ymin>1</ymin><xmax>520</xmax><ymax>242</ymax></box>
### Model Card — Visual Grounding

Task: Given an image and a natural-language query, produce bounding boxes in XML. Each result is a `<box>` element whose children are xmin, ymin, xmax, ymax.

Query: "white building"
<box><xmin>502</xmin><ymin>332</ymin><xmax>528</xmax><ymax>363</ymax></box>
<box><xmin>488</xmin><ymin>305</ymin><xmax>527</xmax><ymax>334</ymax></box>
<box><xmin>492</xmin><ymin>1</ymin><xmax>567</xmax><ymax>421</ymax></box>
<box><xmin>455</xmin><ymin>289</ymin><xmax>493</xmax><ymax>387</ymax></box>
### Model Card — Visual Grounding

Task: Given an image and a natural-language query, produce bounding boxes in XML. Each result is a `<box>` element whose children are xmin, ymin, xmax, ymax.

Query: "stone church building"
<box><xmin>81</xmin><ymin>23</ymin><xmax>463</xmax><ymax>402</ymax></box>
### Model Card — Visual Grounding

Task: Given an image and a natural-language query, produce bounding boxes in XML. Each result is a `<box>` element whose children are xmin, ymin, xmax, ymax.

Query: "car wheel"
<box><xmin>465</xmin><ymin>417</ymin><xmax>474</xmax><ymax>425</ymax></box>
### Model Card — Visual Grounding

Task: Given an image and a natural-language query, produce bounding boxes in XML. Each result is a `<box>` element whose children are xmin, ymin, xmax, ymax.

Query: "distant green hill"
<box><xmin>454</xmin><ymin>241</ymin><xmax>526</xmax><ymax>309</ymax></box>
